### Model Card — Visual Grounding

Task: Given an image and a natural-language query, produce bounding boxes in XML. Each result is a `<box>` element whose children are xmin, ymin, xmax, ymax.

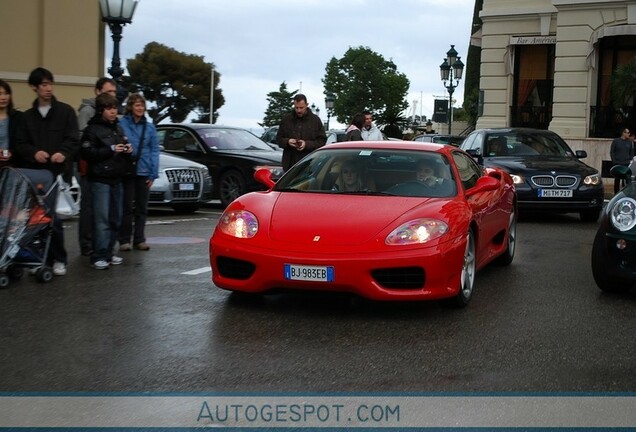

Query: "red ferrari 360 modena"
<box><xmin>210</xmin><ymin>141</ymin><xmax>517</xmax><ymax>307</ymax></box>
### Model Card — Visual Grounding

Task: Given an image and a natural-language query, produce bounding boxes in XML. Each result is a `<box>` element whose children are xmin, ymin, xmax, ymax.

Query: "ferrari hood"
<box><xmin>267</xmin><ymin>193</ymin><xmax>443</xmax><ymax>245</ymax></box>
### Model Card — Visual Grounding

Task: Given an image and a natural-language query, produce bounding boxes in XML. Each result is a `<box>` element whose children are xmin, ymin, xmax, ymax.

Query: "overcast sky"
<box><xmin>108</xmin><ymin>0</ymin><xmax>476</xmax><ymax>133</ymax></box>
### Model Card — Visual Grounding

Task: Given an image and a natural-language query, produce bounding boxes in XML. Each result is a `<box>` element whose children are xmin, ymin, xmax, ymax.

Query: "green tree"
<box><xmin>322</xmin><ymin>46</ymin><xmax>410</xmax><ymax>133</ymax></box>
<box><xmin>463</xmin><ymin>0</ymin><xmax>483</xmax><ymax>126</ymax></box>
<box><xmin>123</xmin><ymin>42</ymin><xmax>224</xmax><ymax>124</ymax></box>
<box><xmin>261</xmin><ymin>82</ymin><xmax>298</xmax><ymax>128</ymax></box>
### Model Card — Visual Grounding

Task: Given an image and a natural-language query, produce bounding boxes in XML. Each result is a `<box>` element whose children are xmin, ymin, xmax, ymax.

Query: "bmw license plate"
<box><xmin>539</xmin><ymin>189</ymin><xmax>573</xmax><ymax>198</ymax></box>
<box><xmin>179</xmin><ymin>183</ymin><xmax>195</xmax><ymax>191</ymax></box>
<box><xmin>284</xmin><ymin>264</ymin><xmax>334</xmax><ymax>282</ymax></box>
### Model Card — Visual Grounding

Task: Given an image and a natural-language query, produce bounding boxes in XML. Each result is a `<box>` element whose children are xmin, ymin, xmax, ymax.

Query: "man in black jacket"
<box><xmin>14</xmin><ymin>67</ymin><xmax>79</xmax><ymax>276</ymax></box>
<box><xmin>276</xmin><ymin>94</ymin><xmax>326</xmax><ymax>171</ymax></box>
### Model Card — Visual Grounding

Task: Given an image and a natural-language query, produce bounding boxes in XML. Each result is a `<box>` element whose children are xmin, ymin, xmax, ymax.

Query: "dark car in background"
<box><xmin>591</xmin><ymin>165</ymin><xmax>636</xmax><ymax>292</ymax></box>
<box><xmin>149</xmin><ymin>152</ymin><xmax>213</xmax><ymax>213</ymax></box>
<box><xmin>460</xmin><ymin>128</ymin><xmax>604</xmax><ymax>221</ymax></box>
<box><xmin>157</xmin><ymin>124</ymin><xmax>283</xmax><ymax>207</ymax></box>
<box><xmin>412</xmin><ymin>134</ymin><xmax>465</xmax><ymax>146</ymax></box>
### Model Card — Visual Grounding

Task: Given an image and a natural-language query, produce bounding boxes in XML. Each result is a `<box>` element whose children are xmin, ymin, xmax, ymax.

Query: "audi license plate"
<box><xmin>284</xmin><ymin>264</ymin><xmax>334</xmax><ymax>282</ymax></box>
<box><xmin>539</xmin><ymin>189</ymin><xmax>572</xmax><ymax>198</ymax></box>
<box><xmin>179</xmin><ymin>183</ymin><xmax>195</xmax><ymax>191</ymax></box>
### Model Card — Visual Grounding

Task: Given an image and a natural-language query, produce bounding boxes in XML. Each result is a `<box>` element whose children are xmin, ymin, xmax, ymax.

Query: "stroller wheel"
<box><xmin>7</xmin><ymin>266</ymin><xmax>24</xmax><ymax>281</ymax></box>
<box><xmin>35</xmin><ymin>267</ymin><xmax>54</xmax><ymax>283</ymax></box>
<box><xmin>0</xmin><ymin>275</ymin><xmax>9</xmax><ymax>289</ymax></box>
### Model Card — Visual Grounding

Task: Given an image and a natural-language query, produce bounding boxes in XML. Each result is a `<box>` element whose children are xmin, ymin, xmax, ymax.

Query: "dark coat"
<box><xmin>276</xmin><ymin>109</ymin><xmax>326</xmax><ymax>171</ymax></box>
<box><xmin>0</xmin><ymin>109</ymin><xmax>22</xmax><ymax>168</ymax></box>
<box><xmin>14</xmin><ymin>96</ymin><xmax>79</xmax><ymax>175</ymax></box>
<box><xmin>80</xmin><ymin>116</ymin><xmax>131</xmax><ymax>184</ymax></box>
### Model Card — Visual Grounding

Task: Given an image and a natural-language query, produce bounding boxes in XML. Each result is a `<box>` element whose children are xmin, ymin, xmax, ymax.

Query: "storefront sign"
<box><xmin>510</xmin><ymin>35</ymin><xmax>556</xmax><ymax>45</ymax></box>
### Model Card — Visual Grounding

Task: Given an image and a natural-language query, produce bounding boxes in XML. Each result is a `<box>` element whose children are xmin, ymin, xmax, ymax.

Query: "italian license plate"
<box><xmin>179</xmin><ymin>183</ymin><xmax>195</xmax><ymax>191</ymax></box>
<box><xmin>284</xmin><ymin>264</ymin><xmax>334</xmax><ymax>282</ymax></box>
<box><xmin>539</xmin><ymin>189</ymin><xmax>573</xmax><ymax>198</ymax></box>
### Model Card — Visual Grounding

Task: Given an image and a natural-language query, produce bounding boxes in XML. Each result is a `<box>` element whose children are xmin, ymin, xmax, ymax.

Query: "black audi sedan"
<box><xmin>591</xmin><ymin>165</ymin><xmax>636</xmax><ymax>292</ymax></box>
<box><xmin>460</xmin><ymin>128</ymin><xmax>604</xmax><ymax>221</ymax></box>
<box><xmin>157</xmin><ymin>124</ymin><xmax>283</xmax><ymax>207</ymax></box>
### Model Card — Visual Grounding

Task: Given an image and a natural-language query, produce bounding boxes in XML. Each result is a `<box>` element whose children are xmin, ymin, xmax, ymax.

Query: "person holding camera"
<box><xmin>80</xmin><ymin>93</ymin><xmax>132</xmax><ymax>270</ymax></box>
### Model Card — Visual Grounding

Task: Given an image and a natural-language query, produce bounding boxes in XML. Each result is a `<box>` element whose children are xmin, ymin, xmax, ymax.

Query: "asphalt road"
<box><xmin>1</xmin><ymin>206</ymin><xmax>635</xmax><ymax>393</ymax></box>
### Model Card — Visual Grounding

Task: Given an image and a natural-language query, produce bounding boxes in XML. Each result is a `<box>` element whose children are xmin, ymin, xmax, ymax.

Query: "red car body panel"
<box><xmin>209</xmin><ymin>142</ymin><xmax>516</xmax><ymax>301</ymax></box>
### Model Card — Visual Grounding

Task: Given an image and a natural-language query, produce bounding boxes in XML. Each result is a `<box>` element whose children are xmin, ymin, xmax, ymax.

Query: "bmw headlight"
<box><xmin>218</xmin><ymin>210</ymin><xmax>258</xmax><ymax>238</ymax></box>
<box><xmin>510</xmin><ymin>174</ymin><xmax>524</xmax><ymax>184</ymax></box>
<box><xmin>610</xmin><ymin>198</ymin><xmax>636</xmax><ymax>232</ymax></box>
<box><xmin>583</xmin><ymin>173</ymin><xmax>601</xmax><ymax>185</ymax></box>
<box><xmin>386</xmin><ymin>219</ymin><xmax>448</xmax><ymax>245</ymax></box>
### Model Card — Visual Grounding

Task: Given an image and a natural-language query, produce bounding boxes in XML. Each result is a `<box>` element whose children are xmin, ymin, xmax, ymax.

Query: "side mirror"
<box><xmin>465</xmin><ymin>149</ymin><xmax>484</xmax><ymax>166</ymax></box>
<box><xmin>466</xmin><ymin>175</ymin><xmax>499</xmax><ymax>196</ymax></box>
<box><xmin>575</xmin><ymin>150</ymin><xmax>587</xmax><ymax>158</ymax></box>
<box><xmin>610</xmin><ymin>164</ymin><xmax>632</xmax><ymax>180</ymax></box>
<box><xmin>185</xmin><ymin>143</ymin><xmax>202</xmax><ymax>153</ymax></box>
<box><xmin>254</xmin><ymin>168</ymin><xmax>276</xmax><ymax>189</ymax></box>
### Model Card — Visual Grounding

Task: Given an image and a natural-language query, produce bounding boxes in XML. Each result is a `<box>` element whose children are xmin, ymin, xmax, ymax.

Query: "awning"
<box><xmin>587</xmin><ymin>24</ymin><xmax>636</xmax><ymax>69</ymax></box>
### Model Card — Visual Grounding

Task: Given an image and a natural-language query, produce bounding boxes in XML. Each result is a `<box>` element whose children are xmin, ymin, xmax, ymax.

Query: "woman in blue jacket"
<box><xmin>118</xmin><ymin>93</ymin><xmax>159</xmax><ymax>251</ymax></box>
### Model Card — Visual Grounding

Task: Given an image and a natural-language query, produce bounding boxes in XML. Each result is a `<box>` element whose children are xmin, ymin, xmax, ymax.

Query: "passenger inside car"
<box><xmin>487</xmin><ymin>137</ymin><xmax>508</xmax><ymax>156</ymax></box>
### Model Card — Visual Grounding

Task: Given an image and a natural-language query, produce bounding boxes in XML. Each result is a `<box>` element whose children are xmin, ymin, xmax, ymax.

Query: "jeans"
<box><xmin>90</xmin><ymin>181</ymin><xmax>122</xmax><ymax>263</ymax></box>
<box><xmin>119</xmin><ymin>176</ymin><xmax>150</xmax><ymax>245</ymax></box>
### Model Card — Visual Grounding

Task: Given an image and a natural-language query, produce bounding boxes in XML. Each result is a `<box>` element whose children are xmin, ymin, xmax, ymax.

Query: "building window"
<box><xmin>591</xmin><ymin>35</ymin><xmax>636</xmax><ymax>138</ymax></box>
<box><xmin>511</xmin><ymin>44</ymin><xmax>555</xmax><ymax>129</ymax></box>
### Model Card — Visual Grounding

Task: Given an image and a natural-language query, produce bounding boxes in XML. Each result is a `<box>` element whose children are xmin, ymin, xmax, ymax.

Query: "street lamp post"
<box><xmin>100</xmin><ymin>0</ymin><xmax>139</xmax><ymax>89</ymax></box>
<box><xmin>324</xmin><ymin>92</ymin><xmax>335</xmax><ymax>130</ymax></box>
<box><xmin>439</xmin><ymin>45</ymin><xmax>464</xmax><ymax>134</ymax></box>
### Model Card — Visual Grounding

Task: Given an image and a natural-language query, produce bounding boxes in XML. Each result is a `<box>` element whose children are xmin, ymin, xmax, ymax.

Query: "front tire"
<box><xmin>218</xmin><ymin>170</ymin><xmax>246</xmax><ymax>207</ymax></box>
<box><xmin>450</xmin><ymin>229</ymin><xmax>476</xmax><ymax>308</ymax></box>
<box><xmin>591</xmin><ymin>230</ymin><xmax>632</xmax><ymax>292</ymax></box>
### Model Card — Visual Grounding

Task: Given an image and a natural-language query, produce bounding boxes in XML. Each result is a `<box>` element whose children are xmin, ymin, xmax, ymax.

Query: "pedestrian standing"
<box><xmin>610</xmin><ymin>126</ymin><xmax>634</xmax><ymax>194</ymax></box>
<box><xmin>14</xmin><ymin>67</ymin><xmax>79</xmax><ymax>276</ymax></box>
<box><xmin>77</xmin><ymin>77</ymin><xmax>118</xmax><ymax>256</ymax></box>
<box><xmin>276</xmin><ymin>94</ymin><xmax>326</xmax><ymax>171</ymax></box>
<box><xmin>345</xmin><ymin>113</ymin><xmax>364</xmax><ymax>141</ymax></box>
<box><xmin>0</xmin><ymin>79</ymin><xmax>22</xmax><ymax>167</ymax></box>
<box><xmin>360</xmin><ymin>110</ymin><xmax>384</xmax><ymax>141</ymax></box>
<box><xmin>80</xmin><ymin>93</ymin><xmax>132</xmax><ymax>270</ymax></box>
<box><xmin>118</xmin><ymin>93</ymin><xmax>159</xmax><ymax>252</ymax></box>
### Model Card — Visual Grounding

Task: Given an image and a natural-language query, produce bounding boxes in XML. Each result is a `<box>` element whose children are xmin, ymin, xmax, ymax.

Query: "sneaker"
<box><xmin>110</xmin><ymin>256</ymin><xmax>124</xmax><ymax>265</ymax></box>
<box><xmin>52</xmin><ymin>262</ymin><xmax>67</xmax><ymax>276</ymax></box>
<box><xmin>92</xmin><ymin>260</ymin><xmax>109</xmax><ymax>270</ymax></box>
<box><xmin>134</xmin><ymin>242</ymin><xmax>150</xmax><ymax>251</ymax></box>
<box><xmin>119</xmin><ymin>243</ymin><xmax>132</xmax><ymax>252</ymax></box>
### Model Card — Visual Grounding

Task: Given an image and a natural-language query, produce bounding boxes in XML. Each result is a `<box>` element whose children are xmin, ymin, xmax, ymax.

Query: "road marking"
<box><xmin>147</xmin><ymin>217</ymin><xmax>213</xmax><ymax>225</ymax></box>
<box><xmin>181</xmin><ymin>266</ymin><xmax>211</xmax><ymax>275</ymax></box>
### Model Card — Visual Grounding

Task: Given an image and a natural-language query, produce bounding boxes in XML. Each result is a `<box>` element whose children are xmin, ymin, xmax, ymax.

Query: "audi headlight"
<box><xmin>218</xmin><ymin>210</ymin><xmax>258</xmax><ymax>238</ymax></box>
<box><xmin>610</xmin><ymin>198</ymin><xmax>636</xmax><ymax>232</ymax></box>
<box><xmin>386</xmin><ymin>219</ymin><xmax>448</xmax><ymax>245</ymax></box>
<box><xmin>583</xmin><ymin>173</ymin><xmax>601</xmax><ymax>185</ymax></box>
<box><xmin>510</xmin><ymin>174</ymin><xmax>524</xmax><ymax>184</ymax></box>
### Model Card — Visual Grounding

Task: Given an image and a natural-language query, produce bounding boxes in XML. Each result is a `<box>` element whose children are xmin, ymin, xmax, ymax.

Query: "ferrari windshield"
<box><xmin>274</xmin><ymin>148</ymin><xmax>457</xmax><ymax>198</ymax></box>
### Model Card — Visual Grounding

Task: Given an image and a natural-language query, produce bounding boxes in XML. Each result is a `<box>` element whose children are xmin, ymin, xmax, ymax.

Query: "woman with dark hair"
<box><xmin>0</xmin><ymin>79</ymin><xmax>22</xmax><ymax>166</ymax></box>
<box><xmin>345</xmin><ymin>113</ymin><xmax>365</xmax><ymax>141</ymax></box>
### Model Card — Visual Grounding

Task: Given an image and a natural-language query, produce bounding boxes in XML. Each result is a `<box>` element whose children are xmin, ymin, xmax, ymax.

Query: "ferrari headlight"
<box><xmin>610</xmin><ymin>198</ymin><xmax>636</xmax><ymax>232</ymax></box>
<box><xmin>386</xmin><ymin>218</ymin><xmax>448</xmax><ymax>245</ymax></box>
<box><xmin>510</xmin><ymin>174</ymin><xmax>524</xmax><ymax>184</ymax></box>
<box><xmin>218</xmin><ymin>210</ymin><xmax>258</xmax><ymax>238</ymax></box>
<box><xmin>583</xmin><ymin>173</ymin><xmax>601</xmax><ymax>185</ymax></box>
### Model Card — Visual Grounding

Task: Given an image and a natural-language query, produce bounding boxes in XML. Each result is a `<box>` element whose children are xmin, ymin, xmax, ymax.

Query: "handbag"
<box><xmin>55</xmin><ymin>175</ymin><xmax>80</xmax><ymax>219</ymax></box>
<box><xmin>124</xmin><ymin>121</ymin><xmax>147</xmax><ymax>178</ymax></box>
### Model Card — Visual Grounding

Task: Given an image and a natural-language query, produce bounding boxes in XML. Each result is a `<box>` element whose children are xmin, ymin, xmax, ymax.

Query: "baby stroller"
<box><xmin>0</xmin><ymin>166</ymin><xmax>59</xmax><ymax>287</ymax></box>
